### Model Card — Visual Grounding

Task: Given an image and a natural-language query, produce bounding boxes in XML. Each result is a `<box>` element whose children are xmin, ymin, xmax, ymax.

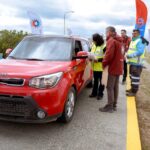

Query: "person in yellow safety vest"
<box><xmin>89</xmin><ymin>33</ymin><xmax>106</xmax><ymax>100</ymax></box>
<box><xmin>126</xmin><ymin>29</ymin><xmax>146</xmax><ymax>97</ymax></box>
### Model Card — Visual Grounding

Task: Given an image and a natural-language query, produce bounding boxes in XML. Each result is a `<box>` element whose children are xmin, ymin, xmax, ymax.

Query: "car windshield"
<box><xmin>8</xmin><ymin>37</ymin><xmax>72</xmax><ymax>61</ymax></box>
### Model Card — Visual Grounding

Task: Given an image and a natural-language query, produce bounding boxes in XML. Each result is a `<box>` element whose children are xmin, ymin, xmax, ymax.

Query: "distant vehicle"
<box><xmin>0</xmin><ymin>35</ymin><xmax>92</xmax><ymax>123</ymax></box>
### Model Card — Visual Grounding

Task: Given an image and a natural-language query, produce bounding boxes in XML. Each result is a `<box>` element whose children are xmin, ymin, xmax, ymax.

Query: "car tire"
<box><xmin>58</xmin><ymin>87</ymin><xmax>76</xmax><ymax>123</ymax></box>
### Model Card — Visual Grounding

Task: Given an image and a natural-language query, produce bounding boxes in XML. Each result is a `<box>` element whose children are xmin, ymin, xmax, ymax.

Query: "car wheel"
<box><xmin>58</xmin><ymin>87</ymin><xmax>76</xmax><ymax>123</ymax></box>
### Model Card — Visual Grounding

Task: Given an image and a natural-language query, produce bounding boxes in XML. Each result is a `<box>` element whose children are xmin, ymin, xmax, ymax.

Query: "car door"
<box><xmin>72</xmin><ymin>40</ymin><xmax>87</xmax><ymax>92</ymax></box>
<box><xmin>81</xmin><ymin>40</ymin><xmax>92</xmax><ymax>83</ymax></box>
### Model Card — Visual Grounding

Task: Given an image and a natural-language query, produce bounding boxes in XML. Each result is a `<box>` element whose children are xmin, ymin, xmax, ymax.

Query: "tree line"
<box><xmin>0</xmin><ymin>30</ymin><xmax>28</xmax><ymax>57</ymax></box>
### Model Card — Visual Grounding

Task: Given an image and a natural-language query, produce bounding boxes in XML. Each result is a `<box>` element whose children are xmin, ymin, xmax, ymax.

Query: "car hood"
<box><xmin>0</xmin><ymin>59</ymin><xmax>72</xmax><ymax>78</ymax></box>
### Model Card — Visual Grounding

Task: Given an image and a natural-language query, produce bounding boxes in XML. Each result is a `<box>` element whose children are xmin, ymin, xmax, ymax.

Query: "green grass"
<box><xmin>145</xmin><ymin>52</ymin><xmax>150</xmax><ymax>64</ymax></box>
<box><xmin>136</xmin><ymin>70</ymin><xmax>150</xmax><ymax>150</ymax></box>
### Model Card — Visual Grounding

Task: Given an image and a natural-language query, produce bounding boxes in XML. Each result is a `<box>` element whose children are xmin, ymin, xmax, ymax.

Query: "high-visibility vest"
<box><xmin>91</xmin><ymin>44</ymin><xmax>105</xmax><ymax>71</ymax></box>
<box><xmin>127</xmin><ymin>38</ymin><xmax>145</xmax><ymax>65</ymax></box>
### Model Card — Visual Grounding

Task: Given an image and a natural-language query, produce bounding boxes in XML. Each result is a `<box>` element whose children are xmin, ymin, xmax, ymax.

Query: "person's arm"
<box><xmin>127</xmin><ymin>40</ymin><xmax>145</xmax><ymax>58</ymax></box>
<box><xmin>102</xmin><ymin>40</ymin><xmax>115</xmax><ymax>68</ymax></box>
<box><xmin>141</xmin><ymin>37</ymin><xmax>149</xmax><ymax>46</ymax></box>
<box><xmin>126</xmin><ymin>37</ymin><xmax>131</xmax><ymax>51</ymax></box>
<box><xmin>103</xmin><ymin>47</ymin><xmax>106</xmax><ymax>53</ymax></box>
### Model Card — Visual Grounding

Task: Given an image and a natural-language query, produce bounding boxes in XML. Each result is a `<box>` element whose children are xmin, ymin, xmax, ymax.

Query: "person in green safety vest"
<box><xmin>126</xmin><ymin>29</ymin><xmax>146</xmax><ymax>97</ymax></box>
<box><xmin>89</xmin><ymin>33</ymin><xmax>106</xmax><ymax>100</ymax></box>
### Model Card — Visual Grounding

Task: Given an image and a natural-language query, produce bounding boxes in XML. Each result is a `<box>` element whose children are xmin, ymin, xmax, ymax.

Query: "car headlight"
<box><xmin>29</xmin><ymin>72</ymin><xmax>63</xmax><ymax>89</ymax></box>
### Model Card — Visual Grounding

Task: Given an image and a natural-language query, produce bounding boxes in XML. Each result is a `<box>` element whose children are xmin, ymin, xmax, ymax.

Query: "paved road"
<box><xmin>0</xmin><ymin>83</ymin><xmax>126</xmax><ymax>150</ymax></box>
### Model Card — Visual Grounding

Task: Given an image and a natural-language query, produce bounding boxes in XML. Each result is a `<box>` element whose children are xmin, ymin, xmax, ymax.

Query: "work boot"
<box><xmin>99</xmin><ymin>105</ymin><xmax>114</xmax><ymax>113</ymax></box>
<box><xmin>126</xmin><ymin>92</ymin><xmax>136</xmax><ymax>97</ymax></box>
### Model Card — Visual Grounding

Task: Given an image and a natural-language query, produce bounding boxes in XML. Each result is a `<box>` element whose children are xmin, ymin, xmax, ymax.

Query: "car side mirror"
<box><xmin>73</xmin><ymin>51</ymin><xmax>88</xmax><ymax>59</ymax></box>
<box><xmin>77</xmin><ymin>51</ymin><xmax>88</xmax><ymax>57</ymax></box>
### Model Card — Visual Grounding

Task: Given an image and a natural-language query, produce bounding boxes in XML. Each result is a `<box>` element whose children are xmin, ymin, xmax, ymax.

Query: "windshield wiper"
<box><xmin>8</xmin><ymin>56</ymin><xmax>18</xmax><ymax>59</ymax></box>
<box><xmin>23</xmin><ymin>58</ymin><xmax>45</xmax><ymax>61</ymax></box>
<box><xmin>8</xmin><ymin>57</ymin><xmax>45</xmax><ymax>61</ymax></box>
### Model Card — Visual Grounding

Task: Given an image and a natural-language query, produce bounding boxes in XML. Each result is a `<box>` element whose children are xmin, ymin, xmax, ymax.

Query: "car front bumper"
<box><xmin>0</xmin><ymin>95</ymin><xmax>61</xmax><ymax>123</ymax></box>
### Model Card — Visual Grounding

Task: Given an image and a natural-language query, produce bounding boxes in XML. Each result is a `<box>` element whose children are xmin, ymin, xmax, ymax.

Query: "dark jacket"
<box><xmin>102</xmin><ymin>36</ymin><xmax>123</xmax><ymax>75</ymax></box>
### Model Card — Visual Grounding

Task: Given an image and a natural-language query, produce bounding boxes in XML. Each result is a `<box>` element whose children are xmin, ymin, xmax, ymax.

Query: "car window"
<box><xmin>81</xmin><ymin>40</ymin><xmax>90</xmax><ymax>52</ymax></box>
<box><xmin>74</xmin><ymin>40</ymin><xmax>83</xmax><ymax>55</ymax></box>
<box><xmin>9</xmin><ymin>37</ymin><xmax>72</xmax><ymax>61</ymax></box>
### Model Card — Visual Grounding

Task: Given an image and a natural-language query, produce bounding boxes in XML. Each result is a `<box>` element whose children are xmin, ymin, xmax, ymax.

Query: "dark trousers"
<box><xmin>123</xmin><ymin>60</ymin><xmax>127</xmax><ymax>82</ymax></box>
<box><xmin>107</xmin><ymin>74</ymin><xmax>119</xmax><ymax>108</ymax></box>
<box><xmin>129</xmin><ymin>65</ymin><xmax>142</xmax><ymax>93</ymax></box>
<box><xmin>91</xmin><ymin>71</ymin><xmax>104</xmax><ymax>97</ymax></box>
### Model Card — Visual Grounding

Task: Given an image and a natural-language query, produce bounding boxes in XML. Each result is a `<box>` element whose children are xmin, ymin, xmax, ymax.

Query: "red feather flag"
<box><xmin>135</xmin><ymin>0</ymin><xmax>148</xmax><ymax>37</ymax></box>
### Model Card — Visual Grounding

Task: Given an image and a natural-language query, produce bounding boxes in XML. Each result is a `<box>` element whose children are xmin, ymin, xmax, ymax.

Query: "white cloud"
<box><xmin>68</xmin><ymin>0</ymin><xmax>135</xmax><ymax>18</ymax></box>
<box><xmin>0</xmin><ymin>0</ymin><xmax>149</xmax><ymax>37</ymax></box>
<box><xmin>0</xmin><ymin>3</ymin><xmax>18</xmax><ymax>17</ymax></box>
<box><xmin>0</xmin><ymin>16</ymin><xmax>28</xmax><ymax>26</ymax></box>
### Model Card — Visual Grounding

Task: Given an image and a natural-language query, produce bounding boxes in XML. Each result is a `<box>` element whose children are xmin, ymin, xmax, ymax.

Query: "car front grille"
<box><xmin>0</xmin><ymin>100</ymin><xmax>28</xmax><ymax>116</ymax></box>
<box><xmin>0</xmin><ymin>95</ymin><xmax>37</xmax><ymax>118</ymax></box>
<box><xmin>0</xmin><ymin>78</ymin><xmax>25</xmax><ymax>86</ymax></box>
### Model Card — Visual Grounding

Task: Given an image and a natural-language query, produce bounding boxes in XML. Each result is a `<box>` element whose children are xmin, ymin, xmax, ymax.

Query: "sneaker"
<box><xmin>97</xmin><ymin>96</ymin><xmax>103</xmax><ymax>100</ymax></box>
<box><xmin>99</xmin><ymin>105</ymin><xmax>114</xmax><ymax>113</ymax></box>
<box><xmin>126</xmin><ymin>92</ymin><xmax>136</xmax><ymax>97</ymax></box>
<box><xmin>113</xmin><ymin>107</ymin><xmax>117</xmax><ymax>111</ymax></box>
<box><xmin>113</xmin><ymin>103</ymin><xmax>117</xmax><ymax>111</ymax></box>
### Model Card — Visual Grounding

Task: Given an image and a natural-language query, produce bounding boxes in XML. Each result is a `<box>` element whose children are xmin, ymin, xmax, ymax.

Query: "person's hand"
<box><xmin>126</xmin><ymin>55</ymin><xmax>131</xmax><ymax>59</ymax></box>
<box><xmin>124</xmin><ymin>53</ymin><xmax>127</xmax><ymax>59</ymax></box>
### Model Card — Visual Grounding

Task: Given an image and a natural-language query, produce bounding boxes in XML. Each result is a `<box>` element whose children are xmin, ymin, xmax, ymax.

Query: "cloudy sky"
<box><xmin>0</xmin><ymin>0</ymin><xmax>150</xmax><ymax>38</ymax></box>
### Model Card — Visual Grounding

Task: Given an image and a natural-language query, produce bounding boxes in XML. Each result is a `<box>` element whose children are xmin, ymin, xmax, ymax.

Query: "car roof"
<box><xmin>24</xmin><ymin>35</ymin><xmax>89</xmax><ymax>42</ymax></box>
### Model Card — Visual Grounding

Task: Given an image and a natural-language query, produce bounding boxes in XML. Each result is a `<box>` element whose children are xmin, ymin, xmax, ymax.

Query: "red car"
<box><xmin>0</xmin><ymin>35</ymin><xmax>92</xmax><ymax>123</ymax></box>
